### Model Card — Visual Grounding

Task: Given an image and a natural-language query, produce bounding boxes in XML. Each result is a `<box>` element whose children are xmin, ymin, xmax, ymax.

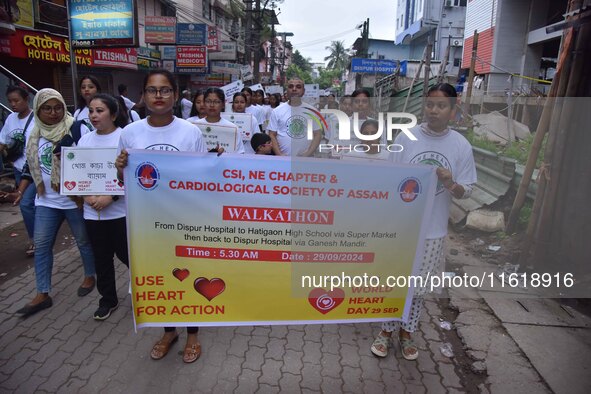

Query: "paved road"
<box><xmin>0</xmin><ymin>244</ymin><xmax>469</xmax><ymax>393</ymax></box>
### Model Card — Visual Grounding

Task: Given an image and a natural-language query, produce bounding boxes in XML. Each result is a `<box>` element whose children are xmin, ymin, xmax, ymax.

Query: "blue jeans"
<box><xmin>34</xmin><ymin>205</ymin><xmax>95</xmax><ymax>293</ymax></box>
<box><xmin>14</xmin><ymin>169</ymin><xmax>36</xmax><ymax>240</ymax></box>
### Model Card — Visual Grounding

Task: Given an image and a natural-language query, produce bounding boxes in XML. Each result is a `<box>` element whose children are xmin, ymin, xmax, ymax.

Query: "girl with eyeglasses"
<box><xmin>74</xmin><ymin>75</ymin><xmax>102</xmax><ymax>131</ymax></box>
<box><xmin>13</xmin><ymin>89</ymin><xmax>96</xmax><ymax>317</ymax></box>
<box><xmin>115</xmin><ymin>69</ymin><xmax>207</xmax><ymax>363</ymax></box>
<box><xmin>193</xmin><ymin>88</ymin><xmax>245</xmax><ymax>153</ymax></box>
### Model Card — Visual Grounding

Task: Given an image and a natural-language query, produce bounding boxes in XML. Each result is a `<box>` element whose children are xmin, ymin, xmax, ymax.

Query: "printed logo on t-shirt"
<box><xmin>410</xmin><ymin>151</ymin><xmax>452</xmax><ymax>195</ymax></box>
<box><xmin>145</xmin><ymin>144</ymin><xmax>180</xmax><ymax>152</ymax></box>
<box><xmin>286</xmin><ymin>114</ymin><xmax>307</xmax><ymax>139</ymax></box>
<box><xmin>39</xmin><ymin>142</ymin><xmax>53</xmax><ymax>175</ymax></box>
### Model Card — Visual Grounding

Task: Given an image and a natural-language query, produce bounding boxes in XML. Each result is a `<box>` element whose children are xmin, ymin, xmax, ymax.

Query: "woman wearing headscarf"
<box><xmin>12</xmin><ymin>88</ymin><xmax>96</xmax><ymax>316</ymax></box>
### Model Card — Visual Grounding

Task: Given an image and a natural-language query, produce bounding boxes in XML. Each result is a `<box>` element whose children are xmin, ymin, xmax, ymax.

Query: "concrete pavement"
<box><xmin>1</xmin><ymin>205</ymin><xmax>590</xmax><ymax>393</ymax></box>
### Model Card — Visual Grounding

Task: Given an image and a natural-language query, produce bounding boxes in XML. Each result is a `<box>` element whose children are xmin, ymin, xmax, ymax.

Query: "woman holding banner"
<box><xmin>79</xmin><ymin>94</ymin><xmax>130</xmax><ymax>321</ymax></box>
<box><xmin>370</xmin><ymin>83</ymin><xmax>476</xmax><ymax>361</ymax></box>
<box><xmin>231</xmin><ymin>92</ymin><xmax>261</xmax><ymax>154</ymax></box>
<box><xmin>193</xmin><ymin>88</ymin><xmax>245</xmax><ymax>154</ymax></box>
<box><xmin>115</xmin><ymin>69</ymin><xmax>208</xmax><ymax>363</ymax></box>
<box><xmin>13</xmin><ymin>88</ymin><xmax>96</xmax><ymax>316</ymax></box>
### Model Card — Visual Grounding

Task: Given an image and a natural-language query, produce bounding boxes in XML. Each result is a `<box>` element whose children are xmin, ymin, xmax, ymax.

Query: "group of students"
<box><xmin>0</xmin><ymin>69</ymin><xmax>476</xmax><ymax>365</ymax></box>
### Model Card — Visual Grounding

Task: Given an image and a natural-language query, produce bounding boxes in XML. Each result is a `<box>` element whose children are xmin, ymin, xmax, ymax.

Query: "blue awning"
<box><xmin>395</xmin><ymin>20</ymin><xmax>422</xmax><ymax>44</ymax></box>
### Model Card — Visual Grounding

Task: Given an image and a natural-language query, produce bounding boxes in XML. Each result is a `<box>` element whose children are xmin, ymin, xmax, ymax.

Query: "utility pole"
<box><xmin>277</xmin><ymin>32</ymin><xmax>294</xmax><ymax>84</ymax></box>
<box><xmin>465</xmin><ymin>30</ymin><xmax>479</xmax><ymax>112</ymax></box>
<box><xmin>245</xmin><ymin>0</ymin><xmax>252</xmax><ymax>66</ymax></box>
<box><xmin>422</xmin><ymin>34</ymin><xmax>433</xmax><ymax>97</ymax></box>
<box><xmin>355</xmin><ymin>18</ymin><xmax>369</xmax><ymax>89</ymax></box>
<box><xmin>253</xmin><ymin>0</ymin><xmax>261</xmax><ymax>83</ymax></box>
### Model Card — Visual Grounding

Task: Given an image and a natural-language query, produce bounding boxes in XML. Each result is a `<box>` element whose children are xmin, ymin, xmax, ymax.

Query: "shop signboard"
<box><xmin>176</xmin><ymin>23</ymin><xmax>207</xmax><ymax>45</ymax></box>
<box><xmin>145</xmin><ymin>16</ymin><xmax>176</xmax><ymax>44</ymax></box>
<box><xmin>68</xmin><ymin>0</ymin><xmax>137</xmax><ymax>47</ymax></box>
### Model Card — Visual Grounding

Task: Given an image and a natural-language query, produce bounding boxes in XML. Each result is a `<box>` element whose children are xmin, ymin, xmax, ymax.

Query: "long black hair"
<box><xmin>427</xmin><ymin>83</ymin><xmax>458</xmax><ymax>106</ymax></box>
<box><xmin>204</xmin><ymin>88</ymin><xmax>226</xmax><ymax>112</ymax></box>
<box><xmin>142</xmin><ymin>69</ymin><xmax>178</xmax><ymax>93</ymax></box>
<box><xmin>89</xmin><ymin>93</ymin><xmax>127</xmax><ymax>129</ymax></box>
<box><xmin>77</xmin><ymin>75</ymin><xmax>102</xmax><ymax>110</ymax></box>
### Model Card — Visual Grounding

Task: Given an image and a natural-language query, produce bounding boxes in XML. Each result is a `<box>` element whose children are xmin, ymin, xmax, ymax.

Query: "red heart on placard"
<box><xmin>64</xmin><ymin>181</ymin><xmax>76</xmax><ymax>191</ymax></box>
<box><xmin>194</xmin><ymin>277</ymin><xmax>225</xmax><ymax>301</ymax></box>
<box><xmin>245</xmin><ymin>132</ymin><xmax>250</xmax><ymax>137</ymax></box>
<box><xmin>308</xmin><ymin>288</ymin><xmax>345</xmax><ymax>314</ymax></box>
<box><xmin>172</xmin><ymin>268</ymin><xmax>190</xmax><ymax>282</ymax></box>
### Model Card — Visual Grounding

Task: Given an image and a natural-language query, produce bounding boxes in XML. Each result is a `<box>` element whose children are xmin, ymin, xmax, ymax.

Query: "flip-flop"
<box><xmin>398</xmin><ymin>336</ymin><xmax>419</xmax><ymax>361</ymax></box>
<box><xmin>370</xmin><ymin>333</ymin><xmax>391</xmax><ymax>357</ymax></box>
<box><xmin>150</xmin><ymin>333</ymin><xmax>179</xmax><ymax>360</ymax></box>
<box><xmin>183</xmin><ymin>341</ymin><xmax>202</xmax><ymax>363</ymax></box>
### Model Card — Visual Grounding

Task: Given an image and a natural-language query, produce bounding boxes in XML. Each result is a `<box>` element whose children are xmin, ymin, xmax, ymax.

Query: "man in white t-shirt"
<box><xmin>118</xmin><ymin>84</ymin><xmax>135</xmax><ymax>110</ymax></box>
<box><xmin>267</xmin><ymin>78</ymin><xmax>323</xmax><ymax>156</ymax></box>
<box><xmin>180</xmin><ymin>90</ymin><xmax>192</xmax><ymax>119</ymax></box>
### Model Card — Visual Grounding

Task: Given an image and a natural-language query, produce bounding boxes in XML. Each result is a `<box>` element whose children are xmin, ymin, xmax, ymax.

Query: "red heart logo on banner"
<box><xmin>308</xmin><ymin>288</ymin><xmax>345</xmax><ymax>314</ymax></box>
<box><xmin>64</xmin><ymin>181</ymin><xmax>76</xmax><ymax>191</ymax></box>
<box><xmin>172</xmin><ymin>268</ymin><xmax>190</xmax><ymax>282</ymax></box>
<box><xmin>194</xmin><ymin>277</ymin><xmax>225</xmax><ymax>301</ymax></box>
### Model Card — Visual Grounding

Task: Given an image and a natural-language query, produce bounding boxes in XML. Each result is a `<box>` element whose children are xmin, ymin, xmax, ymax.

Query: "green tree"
<box><xmin>316</xmin><ymin>68</ymin><xmax>341</xmax><ymax>90</ymax></box>
<box><xmin>291</xmin><ymin>50</ymin><xmax>312</xmax><ymax>75</ymax></box>
<box><xmin>324</xmin><ymin>40</ymin><xmax>349</xmax><ymax>71</ymax></box>
<box><xmin>285</xmin><ymin>64</ymin><xmax>313</xmax><ymax>84</ymax></box>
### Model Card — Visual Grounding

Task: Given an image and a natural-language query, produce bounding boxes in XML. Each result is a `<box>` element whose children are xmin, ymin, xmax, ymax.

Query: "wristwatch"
<box><xmin>112</xmin><ymin>195</ymin><xmax>120</xmax><ymax>201</ymax></box>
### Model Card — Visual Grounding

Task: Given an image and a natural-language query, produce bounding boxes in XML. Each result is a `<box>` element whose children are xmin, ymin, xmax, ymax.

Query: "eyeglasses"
<box><xmin>205</xmin><ymin>100</ymin><xmax>222</xmax><ymax>106</ymax></box>
<box><xmin>145</xmin><ymin>87</ymin><xmax>173</xmax><ymax>97</ymax></box>
<box><xmin>39</xmin><ymin>105</ymin><xmax>64</xmax><ymax>114</ymax></box>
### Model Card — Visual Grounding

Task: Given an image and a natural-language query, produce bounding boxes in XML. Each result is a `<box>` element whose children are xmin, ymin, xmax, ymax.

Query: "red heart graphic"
<box><xmin>64</xmin><ymin>181</ymin><xmax>76</xmax><ymax>191</ymax></box>
<box><xmin>172</xmin><ymin>268</ymin><xmax>190</xmax><ymax>282</ymax></box>
<box><xmin>308</xmin><ymin>288</ymin><xmax>345</xmax><ymax>314</ymax></box>
<box><xmin>194</xmin><ymin>277</ymin><xmax>225</xmax><ymax>301</ymax></box>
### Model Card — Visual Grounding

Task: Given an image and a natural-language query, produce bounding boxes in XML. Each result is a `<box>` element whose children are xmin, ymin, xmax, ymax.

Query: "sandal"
<box><xmin>370</xmin><ymin>332</ymin><xmax>392</xmax><ymax>357</ymax></box>
<box><xmin>398</xmin><ymin>335</ymin><xmax>419</xmax><ymax>361</ymax></box>
<box><xmin>26</xmin><ymin>243</ymin><xmax>35</xmax><ymax>257</ymax></box>
<box><xmin>183</xmin><ymin>341</ymin><xmax>202</xmax><ymax>363</ymax></box>
<box><xmin>150</xmin><ymin>333</ymin><xmax>179</xmax><ymax>360</ymax></box>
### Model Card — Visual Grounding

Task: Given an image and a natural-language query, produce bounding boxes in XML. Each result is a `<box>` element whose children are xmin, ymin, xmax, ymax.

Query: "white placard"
<box><xmin>265</xmin><ymin>85</ymin><xmax>283</xmax><ymax>95</ymax></box>
<box><xmin>240</xmin><ymin>65</ymin><xmax>253</xmax><ymax>81</ymax></box>
<box><xmin>249</xmin><ymin>83</ymin><xmax>264</xmax><ymax>92</ymax></box>
<box><xmin>60</xmin><ymin>147</ymin><xmax>124</xmax><ymax>195</ymax></box>
<box><xmin>190</xmin><ymin>123</ymin><xmax>238</xmax><ymax>152</ymax></box>
<box><xmin>221</xmin><ymin>113</ymin><xmax>255</xmax><ymax>141</ymax></box>
<box><xmin>221</xmin><ymin>80</ymin><xmax>244</xmax><ymax>103</ymax></box>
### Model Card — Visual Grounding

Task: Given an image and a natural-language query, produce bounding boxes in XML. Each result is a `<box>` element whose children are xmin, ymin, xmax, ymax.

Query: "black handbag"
<box><xmin>5</xmin><ymin>113</ymin><xmax>34</xmax><ymax>162</ymax></box>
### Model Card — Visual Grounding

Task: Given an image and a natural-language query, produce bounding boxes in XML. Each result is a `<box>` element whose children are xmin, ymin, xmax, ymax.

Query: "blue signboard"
<box><xmin>162</xmin><ymin>46</ymin><xmax>177</xmax><ymax>60</ymax></box>
<box><xmin>68</xmin><ymin>0</ymin><xmax>137</xmax><ymax>48</ymax></box>
<box><xmin>176</xmin><ymin>23</ymin><xmax>207</xmax><ymax>45</ymax></box>
<box><xmin>351</xmin><ymin>58</ymin><xmax>397</xmax><ymax>74</ymax></box>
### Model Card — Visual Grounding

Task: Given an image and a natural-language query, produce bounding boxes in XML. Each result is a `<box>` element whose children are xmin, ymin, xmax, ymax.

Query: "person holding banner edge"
<box><xmin>370</xmin><ymin>83</ymin><xmax>477</xmax><ymax>361</ymax></box>
<box><xmin>115</xmin><ymin>69</ymin><xmax>208</xmax><ymax>363</ymax></box>
<box><xmin>13</xmin><ymin>88</ymin><xmax>96</xmax><ymax>316</ymax></box>
<box><xmin>79</xmin><ymin>94</ymin><xmax>130</xmax><ymax>321</ymax></box>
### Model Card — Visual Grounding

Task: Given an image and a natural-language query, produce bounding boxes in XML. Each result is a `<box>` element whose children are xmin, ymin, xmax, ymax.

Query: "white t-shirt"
<box><xmin>194</xmin><ymin>117</ymin><xmax>245</xmax><ymax>154</ymax></box>
<box><xmin>268</xmin><ymin>102</ymin><xmax>319</xmax><ymax>156</ymax></box>
<box><xmin>119</xmin><ymin>117</ymin><xmax>207</xmax><ymax>153</ymax></box>
<box><xmin>77</xmin><ymin>128</ymin><xmax>126</xmax><ymax>220</ymax></box>
<box><xmin>128</xmin><ymin>110</ymin><xmax>141</xmax><ymax>124</ymax></box>
<box><xmin>245</xmin><ymin>106</ymin><xmax>262</xmax><ymax>128</ymax></box>
<box><xmin>392</xmin><ymin>125</ymin><xmax>477</xmax><ymax>239</ymax></box>
<box><xmin>223</xmin><ymin>112</ymin><xmax>259</xmax><ymax>154</ymax></box>
<box><xmin>73</xmin><ymin>106</ymin><xmax>95</xmax><ymax>131</ymax></box>
<box><xmin>181</xmin><ymin>98</ymin><xmax>192</xmax><ymax>120</ymax></box>
<box><xmin>121</xmin><ymin>95</ymin><xmax>135</xmax><ymax>111</ymax></box>
<box><xmin>34</xmin><ymin>123</ymin><xmax>92</xmax><ymax>209</ymax></box>
<box><xmin>186</xmin><ymin>115</ymin><xmax>203</xmax><ymax>124</ymax></box>
<box><xmin>0</xmin><ymin>111</ymin><xmax>35</xmax><ymax>171</ymax></box>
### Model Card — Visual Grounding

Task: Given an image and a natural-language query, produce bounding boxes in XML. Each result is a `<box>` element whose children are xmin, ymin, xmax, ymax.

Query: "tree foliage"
<box><xmin>291</xmin><ymin>50</ymin><xmax>312</xmax><ymax>74</ymax></box>
<box><xmin>316</xmin><ymin>68</ymin><xmax>342</xmax><ymax>90</ymax></box>
<box><xmin>285</xmin><ymin>64</ymin><xmax>313</xmax><ymax>84</ymax></box>
<box><xmin>324</xmin><ymin>40</ymin><xmax>349</xmax><ymax>71</ymax></box>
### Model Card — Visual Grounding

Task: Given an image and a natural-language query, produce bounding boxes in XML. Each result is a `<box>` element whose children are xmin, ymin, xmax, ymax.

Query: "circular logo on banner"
<box><xmin>398</xmin><ymin>177</ymin><xmax>422</xmax><ymax>202</ymax></box>
<box><xmin>135</xmin><ymin>162</ymin><xmax>160</xmax><ymax>191</ymax></box>
<box><xmin>286</xmin><ymin>115</ymin><xmax>307</xmax><ymax>139</ymax></box>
